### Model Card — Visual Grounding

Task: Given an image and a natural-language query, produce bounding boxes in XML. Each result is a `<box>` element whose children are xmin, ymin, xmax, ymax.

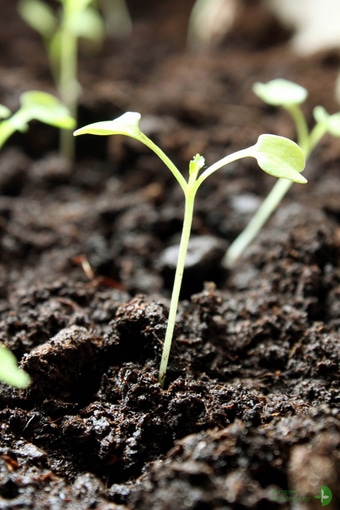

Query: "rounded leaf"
<box><xmin>0</xmin><ymin>104</ymin><xmax>11</xmax><ymax>120</ymax></box>
<box><xmin>0</xmin><ymin>345</ymin><xmax>31</xmax><ymax>389</ymax></box>
<box><xmin>253</xmin><ymin>79</ymin><xmax>307</xmax><ymax>106</ymax></box>
<box><xmin>313</xmin><ymin>105</ymin><xmax>328</xmax><ymax>125</ymax></box>
<box><xmin>74</xmin><ymin>112</ymin><xmax>142</xmax><ymax>139</ymax></box>
<box><xmin>20</xmin><ymin>91</ymin><xmax>76</xmax><ymax>129</ymax></box>
<box><xmin>69</xmin><ymin>8</ymin><xmax>105</xmax><ymax>42</ymax></box>
<box><xmin>18</xmin><ymin>0</ymin><xmax>57</xmax><ymax>38</ymax></box>
<box><xmin>313</xmin><ymin>106</ymin><xmax>340</xmax><ymax>137</ymax></box>
<box><xmin>254</xmin><ymin>134</ymin><xmax>306</xmax><ymax>183</ymax></box>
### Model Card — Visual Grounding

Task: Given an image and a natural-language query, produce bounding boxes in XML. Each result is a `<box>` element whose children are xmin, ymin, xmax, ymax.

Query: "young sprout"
<box><xmin>18</xmin><ymin>0</ymin><xmax>105</xmax><ymax>159</ymax></box>
<box><xmin>0</xmin><ymin>345</ymin><xmax>31</xmax><ymax>389</ymax></box>
<box><xmin>74</xmin><ymin>111</ymin><xmax>305</xmax><ymax>386</ymax></box>
<box><xmin>0</xmin><ymin>91</ymin><xmax>75</xmax><ymax>150</ymax></box>
<box><xmin>224</xmin><ymin>78</ymin><xmax>340</xmax><ymax>268</ymax></box>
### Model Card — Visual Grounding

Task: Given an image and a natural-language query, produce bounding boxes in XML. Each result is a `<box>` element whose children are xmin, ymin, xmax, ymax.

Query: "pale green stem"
<box><xmin>158</xmin><ymin>190</ymin><xmax>195</xmax><ymax>386</ymax></box>
<box><xmin>224</xmin><ymin>178</ymin><xmax>292</xmax><ymax>267</ymax></box>
<box><xmin>59</xmin><ymin>9</ymin><xmax>78</xmax><ymax>160</ymax></box>
<box><xmin>158</xmin><ymin>147</ymin><xmax>255</xmax><ymax>386</ymax></box>
<box><xmin>285</xmin><ymin>104</ymin><xmax>310</xmax><ymax>154</ymax></box>
<box><xmin>223</xmin><ymin>105</ymin><xmax>326</xmax><ymax>268</ymax></box>
<box><xmin>138</xmin><ymin>132</ymin><xmax>187</xmax><ymax>192</ymax></box>
<box><xmin>195</xmin><ymin>147</ymin><xmax>255</xmax><ymax>189</ymax></box>
<box><xmin>111</xmin><ymin>129</ymin><xmax>189</xmax><ymax>385</ymax></box>
<box><xmin>308</xmin><ymin>122</ymin><xmax>328</xmax><ymax>152</ymax></box>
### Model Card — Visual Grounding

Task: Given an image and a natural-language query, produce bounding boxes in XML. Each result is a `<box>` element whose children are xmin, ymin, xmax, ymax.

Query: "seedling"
<box><xmin>74</xmin><ymin>111</ymin><xmax>305</xmax><ymax>386</ymax></box>
<box><xmin>224</xmin><ymin>78</ymin><xmax>340</xmax><ymax>267</ymax></box>
<box><xmin>0</xmin><ymin>90</ymin><xmax>74</xmax><ymax>389</ymax></box>
<box><xmin>0</xmin><ymin>91</ymin><xmax>75</xmax><ymax>150</ymax></box>
<box><xmin>0</xmin><ymin>345</ymin><xmax>31</xmax><ymax>389</ymax></box>
<box><xmin>0</xmin><ymin>91</ymin><xmax>74</xmax><ymax>389</ymax></box>
<box><xmin>18</xmin><ymin>0</ymin><xmax>105</xmax><ymax>159</ymax></box>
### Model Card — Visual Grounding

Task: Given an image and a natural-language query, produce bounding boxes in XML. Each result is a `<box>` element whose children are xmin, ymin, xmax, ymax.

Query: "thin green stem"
<box><xmin>224</xmin><ymin>177</ymin><xmax>292</xmax><ymax>267</ymax></box>
<box><xmin>285</xmin><ymin>104</ymin><xmax>309</xmax><ymax>152</ymax></box>
<box><xmin>308</xmin><ymin>123</ymin><xmax>327</xmax><ymax>154</ymax></box>
<box><xmin>138</xmin><ymin>132</ymin><xmax>188</xmax><ymax>192</ymax></box>
<box><xmin>158</xmin><ymin>189</ymin><xmax>195</xmax><ymax>387</ymax></box>
<box><xmin>158</xmin><ymin>146</ymin><xmax>262</xmax><ymax>385</ymax></box>
<box><xmin>195</xmin><ymin>147</ymin><xmax>255</xmax><ymax>189</ymax></box>
<box><xmin>59</xmin><ymin>7</ymin><xmax>78</xmax><ymax>159</ymax></box>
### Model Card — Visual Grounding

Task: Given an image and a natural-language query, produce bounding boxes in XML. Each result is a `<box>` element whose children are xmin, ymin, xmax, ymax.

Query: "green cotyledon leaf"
<box><xmin>253</xmin><ymin>134</ymin><xmax>306</xmax><ymax>183</ymax></box>
<box><xmin>253</xmin><ymin>79</ymin><xmax>308</xmax><ymax>106</ymax></box>
<box><xmin>74</xmin><ymin>111</ymin><xmax>142</xmax><ymax>139</ymax></box>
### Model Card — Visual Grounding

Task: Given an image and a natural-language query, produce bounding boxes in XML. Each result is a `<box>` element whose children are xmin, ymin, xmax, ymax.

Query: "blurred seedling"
<box><xmin>224</xmin><ymin>78</ymin><xmax>340</xmax><ymax>267</ymax></box>
<box><xmin>18</xmin><ymin>0</ymin><xmax>105</xmax><ymax>159</ymax></box>
<box><xmin>74</xmin><ymin>111</ymin><xmax>305</xmax><ymax>386</ymax></box>
<box><xmin>0</xmin><ymin>90</ymin><xmax>74</xmax><ymax>388</ymax></box>
<box><xmin>0</xmin><ymin>90</ymin><xmax>75</xmax><ymax>150</ymax></box>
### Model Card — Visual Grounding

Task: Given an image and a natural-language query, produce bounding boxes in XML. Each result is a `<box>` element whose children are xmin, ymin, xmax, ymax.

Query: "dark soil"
<box><xmin>1</xmin><ymin>1</ymin><xmax>340</xmax><ymax>508</ymax></box>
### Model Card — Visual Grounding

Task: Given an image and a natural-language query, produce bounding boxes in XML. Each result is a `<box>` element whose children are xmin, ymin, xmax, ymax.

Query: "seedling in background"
<box><xmin>0</xmin><ymin>90</ymin><xmax>74</xmax><ymax>389</ymax></box>
<box><xmin>0</xmin><ymin>90</ymin><xmax>75</xmax><ymax>150</ymax></box>
<box><xmin>74</xmin><ymin>112</ymin><xmax>305</xmax><ymax>386</ymax></box>
<box><xmin>18</xmin><ymin>0</ymin><xmax>105</xmax><ymax>159</ymax></box>
<box><xmin>224</xmin><ymin>78</ymin><xmax>340</xmax><ymax>267</ymax></box>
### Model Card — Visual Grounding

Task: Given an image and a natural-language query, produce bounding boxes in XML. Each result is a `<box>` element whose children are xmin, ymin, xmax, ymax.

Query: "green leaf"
<box><xmin>20</xmin><ymin>91</ymin><xmax>76</xmax><ymax>129</ymax></box>
<box><xmin>69</xmin><ymin>7</ymin><xmax>105</xmax><ymax>42</ymax></box>
<box><xmin>74</xmin><ymin>112</ymin><xmax>143</xmax><ymax>139</ymax></box>
<box><xmin>0</xmin><ymin>345</ymin><xmax>31</xmax><ymax>389</ymax></box>
<box><xmin>254</xmin><ymin>134</ymin><xmax>306</xmax><ymax>183</ymax></box>
<box><xmin>0</xmin><ymin>105</ymin><xmax>11</xmax><ymax>120</ymax></box>
<box><xmin>313</xmin><ymin>106</ymin><xmax>340</xmax><ymax>137</ymax></box>
<box><xmin>18</xmin><ymin>0</ymin><xmax>57</xmax><ymax>38</ymax></box>
<box><xmin>253</xmin><ymin>79</ymin><xmax>308</xmax><ymax>107</ymax></box>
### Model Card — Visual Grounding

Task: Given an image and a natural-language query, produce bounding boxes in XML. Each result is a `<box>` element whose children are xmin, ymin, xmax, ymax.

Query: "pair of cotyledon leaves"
<box><xmin>74</xmin><ymin>110</ymin><xmax>307</xmax><ymax>184</ymax></box>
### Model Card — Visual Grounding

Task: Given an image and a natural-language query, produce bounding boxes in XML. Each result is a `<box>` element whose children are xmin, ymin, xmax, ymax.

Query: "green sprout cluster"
<box><xmin>74</xmin><ymin>111</ymin><xmax>306</xmax><ymax>386</ymax></box>
<box><xmin>224</xmin><ymin>78</ymin><xmax>340</xmax><ymax>267</ymax></box>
